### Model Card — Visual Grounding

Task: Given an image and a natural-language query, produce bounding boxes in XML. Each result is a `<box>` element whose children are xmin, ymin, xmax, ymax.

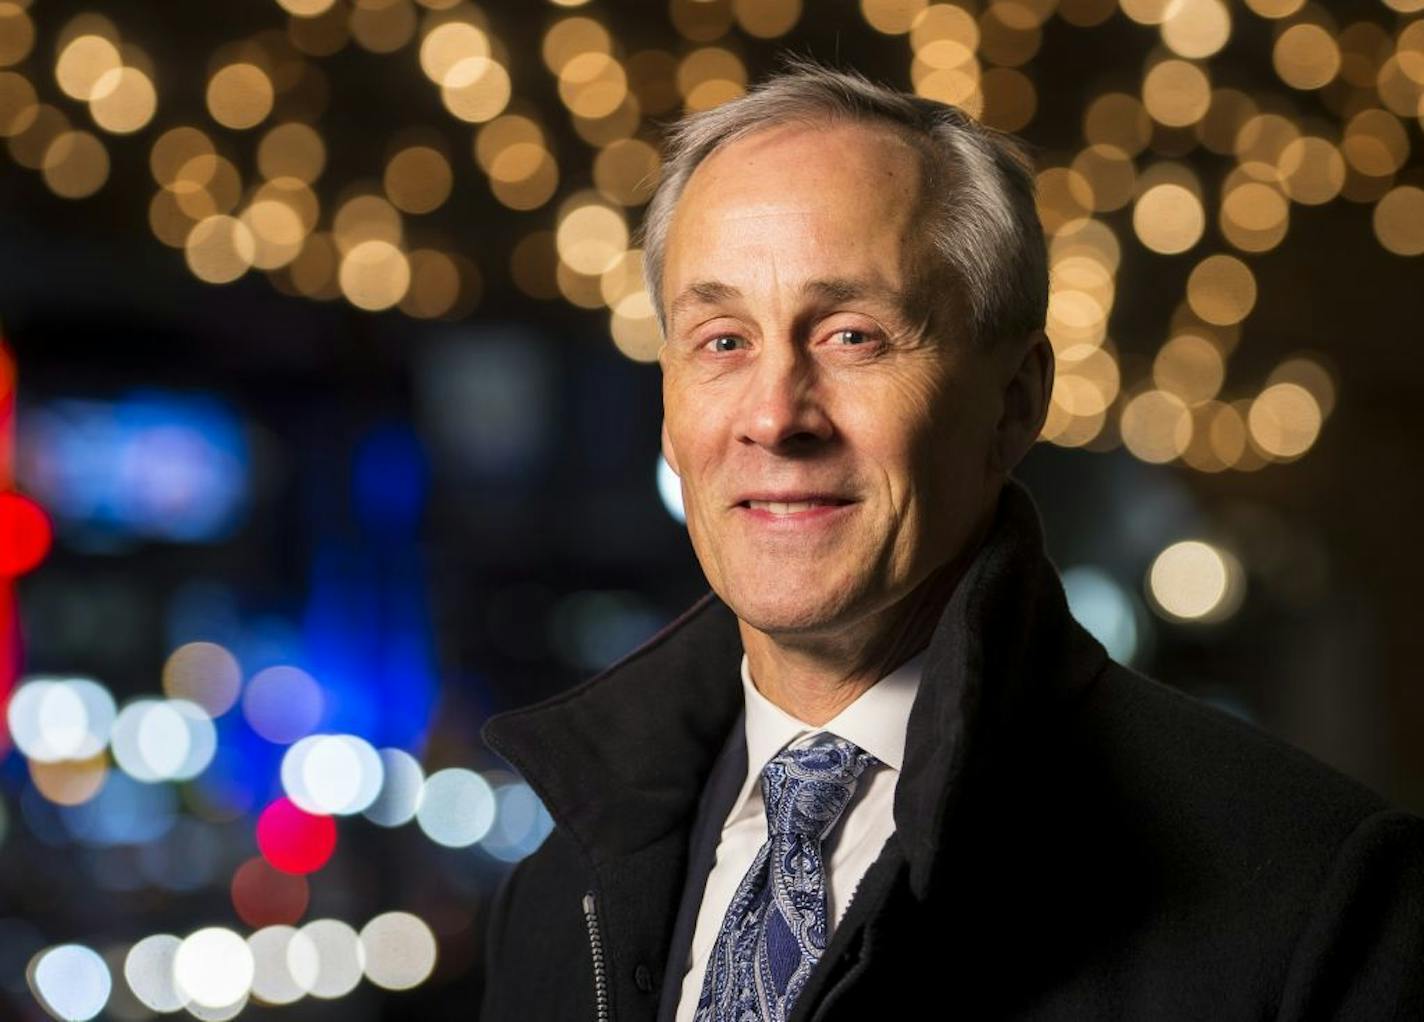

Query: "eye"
<box><xmin>707</xmin><ymin>334</ymin><xmax>745</xmax><ymax>353</ymax></box>
<box><xmin>831</xmin><ymin>327</ymin><xmax>873</xmax><ymax>346</ymax></box>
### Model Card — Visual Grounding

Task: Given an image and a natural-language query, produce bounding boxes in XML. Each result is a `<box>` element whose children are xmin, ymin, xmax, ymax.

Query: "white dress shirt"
<box><xmin>674</xmin><ymin>649</ymin><xmax>925</xmax><ymax>1021</ymax></box>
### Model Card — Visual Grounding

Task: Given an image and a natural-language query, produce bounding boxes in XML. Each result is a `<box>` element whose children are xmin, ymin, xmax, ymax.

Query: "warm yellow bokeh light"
<box><xmin>610</xmin><ymin>291</ymin><xmax>663</xmax><ymax>362</ymax></box>
<box><xmin>1148</xmin><ymin>540</ymin><xmax>1243</xmax><ymax>623</ymax></box>
<box><xmin>1248</xmin><ymin>382</ymin><xmax>1321</xmax><ymax>459</ymax></box>
<box><xmin>441</xmin><ymin>58</ymin><xmax>511</xmax><ymax>123</ymax></box>
<box><xmin>339</xmin><ymin>239</ymin><xmax>412</xmax><ymax>311</ymax></box>
<box><xmin>1186</xmin><ymin>254</ymin><xmax>1256</xmax><ymax>325</ymax></box>
<box><xmin>861</xmin><ymin>0</ymin><xmax>928</xmax><ymax>35</ymax></box>
<box><xmin>1084</xmin><ymin>92</ymin><xmax>1152</xmax><ymax>156</ymax></box>
<box><xmin>400</xmin><ymin>248</ymin><xmax>463</xmax><ymax>319</ymax></box>
<box><xmin>333</xmin><ymin>193</ymin><xmax>403</xmax><ymax>252</ymax></box>
<box><xmin>1153</xmin><ymin>334</ymin><xmax>1225</xmax><ymax>405</ymax></box>
<box><xmin>1278</xmin><ymin>136</ymin><xmax>1345</xmax><ymax>205</ymax></box>
<box><xmin>1160</xmin><ymin>0</ymin><xmax>1231</xmax><ymax>60</ymax></box>
<box><xmin>276</xmin><ymin>0</ymin><xmax>339</xmax><ymax>14</ymax></box>
<box><xmin>88</xmin><ymin>66</ymin><xmax>156</xmax><ymax>134</ymax></box>
<box><xmin>185</xmin><ymin>214</ymin><xmax>256</xmax><ymax>284</ymax></box>
<box><xmin>1266</xmin><ymin>356</ymin><xmax>1336</xmax><ymax>418</ymax></box>
<box><xmin>207</xmin><ymin>63</ymin><xmax>274</xmax><ymax>130</ymax></box>
<box><xmin>30</xmin><ymin>754</ymin><xmax>109</xmax><ymax>806</ymax></box>
<box><xmin>1243</xmin><ymin>0</ymin><xmax>1304</xmax><ymax>16</ymax></box>
<box><xmin>1133</xmin><ymin>182</ymin><xmax>1205</xmax><ymax>254</ymax></box>
<box><xmin>556</xmin><ymin>199</ymin><xmax>628</xmax><ymax>276</ymax></box>
<box><xmin>1273</xmin><ymin>23</ymin><xmax>1340</xmax><ymax>90</ymax></box>
<box><xmin>421</xmin><ymin>21</ymin><xmax>491</xmax><ymax>85</ymax></box>
<box><xmin>0</xmin><ymin>3</ymin><xmax>35</xmax><ymax>68</ymax></box>
<box><xmin>258</xmin><ymin>122</ymin><xmax>326</xmax><ymax>182</ymax></box>
<box><xmin>0</xmin><ymin>71</ymin><xmax>38</xmax><ymax>137</ymax></box>
<box><xmin>349</xmin><ymin>0</ymin><xmax>417</xmax><ymax>54</ymax></box>
<box><xmin>150</xmin><ymin>126</ymin><xmax>214</xmax><ymax>186</ymax></box>
<box><xmin>56</xmin><ymin>35</ymin><xmax>122</xmax><ymax>102</ymax></box>
<box><xmin>1070</xmin><ymin>144</ymin><xmax>1135</xmax><ymax>212</ymax></box>
<box><xmin>1142</xmin><ymin>59</ymin><xmax>1211</xmax><ymax>127</ymax></box>
<box><xmin>1373</xmin><ymin>186</ymin><xmax>1424</xmax><ymax>256</ymax></box>
<box><xmin>41</xmin><ymin>129</ymin><xmax>109</xmax><ymax>198</ymax></box>
<box><xmin>1342</xmin><ymin>109</ymin><xmax>1409</xmax><ymax>177</ymax></box>
<box><xmin>732</xmin><ymin>0</ymin><xmax>801</xmax><ymax>37</ymax></box>
<box><xmin>384</xmin><ymin>145</ymin><xmax>453</xmax><ymax>214</ymax></box>
<box><xmin>593</xmin><ymin>138</ymin><xmax>660</xmax><ymax>206</ymax></box>
<box><xmin>1121</xmin><ymin>389</ymin><xmax>1193</xmax><ymax>463</ymax></box>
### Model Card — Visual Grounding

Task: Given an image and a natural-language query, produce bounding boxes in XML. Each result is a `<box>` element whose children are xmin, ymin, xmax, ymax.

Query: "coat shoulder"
<box><xmin>1086</xmin><ymin>660</ymin><xmax>1391</xmax><ymax>827</ymax></box>
<box><xmin>1067</xmin><ymin>660</ymin><xmax>1407</xmax><ymax>896</ymax></box>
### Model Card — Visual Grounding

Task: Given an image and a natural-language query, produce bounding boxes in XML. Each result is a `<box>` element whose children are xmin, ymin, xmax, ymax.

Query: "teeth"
<box><xmin>747</xmin><ymin>500</ymin><xmax>827</xmax><ymax>514</ymax></box>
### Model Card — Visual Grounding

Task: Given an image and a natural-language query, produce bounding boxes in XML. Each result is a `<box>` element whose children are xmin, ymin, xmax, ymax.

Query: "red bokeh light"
<box><xmin>256</xmin><ymin>797</ymin><xmax>337</xmax><ymax>875</ymax></box>
<box><xmin>231</xmin><ymin>855</ymin><xmax>311</xmax><ymax>928</ymax></box>
<box><xmin>0</xmin><ymin>493</ymin><xmax>51</xmax><ymax>578</ymax></box>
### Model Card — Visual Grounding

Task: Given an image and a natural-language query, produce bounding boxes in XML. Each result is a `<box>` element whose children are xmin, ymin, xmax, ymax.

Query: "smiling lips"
<box><xmin>736</xmin><ymin>495</ymin><xmax>855</xmax><ymax>517</ymax></box>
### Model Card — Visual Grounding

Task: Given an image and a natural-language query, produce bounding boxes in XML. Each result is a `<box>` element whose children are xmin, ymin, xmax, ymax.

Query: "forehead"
<box><xmin>663</xmin><ymin>120</ymin><xmax>925</xmax><ymax>312</ymax></box>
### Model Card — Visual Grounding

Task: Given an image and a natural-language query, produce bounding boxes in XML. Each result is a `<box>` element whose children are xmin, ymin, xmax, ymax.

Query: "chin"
<box><xmin>716</xmin><ymin>575</ymin><xmax>863</xmax><ymax>637</ymax></box>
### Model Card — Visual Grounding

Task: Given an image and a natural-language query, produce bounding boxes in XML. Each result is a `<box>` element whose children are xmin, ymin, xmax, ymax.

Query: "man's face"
<box><xmin>658</xmin><ymin>120</ymin><xmax>1009</xmax><ymax>639</ymax></box>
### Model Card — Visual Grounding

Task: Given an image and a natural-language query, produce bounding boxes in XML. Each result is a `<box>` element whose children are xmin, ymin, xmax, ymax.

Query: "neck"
<box><xmin>739</xmin><ymin>517</ymin><xmax>991</xmax><ymax>727</ymax></box>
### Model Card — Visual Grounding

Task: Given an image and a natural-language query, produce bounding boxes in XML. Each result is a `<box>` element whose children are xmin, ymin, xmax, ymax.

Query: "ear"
<box><xmin>992</xmin><ymin>329</ymin><xmax>1054</xmax><ymax>477</ymax></box>
<box><xmin>661</xmin><ymin>418</ymin><xmax>681</xmax><ymax>477</ymax></box>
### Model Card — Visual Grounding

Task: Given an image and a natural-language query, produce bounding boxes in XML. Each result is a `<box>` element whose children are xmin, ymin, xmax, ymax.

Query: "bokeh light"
<box><xmin>247</xmin><ymin>926</ymin><xmax>312</xmax><ymax>1006</ymax></box>
<box><xmin>243</xmin><ymin>665</ymin><xmax>324</xmax><ymax>744</ymax></box>
<box><xmin>162</xmin><ymin>641</ymin><xmax>241</xmax><ymax>717</ymax></box>
<box><xmin>1062</xmin><ymin>566</ymin><xmax>1141</xmax><ymax>664</ymax></box>
<box><xmin>110</xmin><ymin>698</ymin><xmax>216</xmax><ymax>783</ymax></box>
<box><xmin>29</xmin><ymin>944</ymin><xmax>110</xmax><ymax>1021</ymax></box>
<box><xmin>360</xmin><ymin>912</ymin><xmax>437</xmax><ymax>991</ymax></box>
<box><xmin>256</xmin><ymin>796</ymin><xmax>337</xmax><ymax>875</ymax></box>
<box><xmin>298</xmin><ymin>919</ymin><xmax>363</xmax><ymax>999</ymax></box>
<box><xmin>7</xmin><ymin>676</ymin><xmax>115</xmax><ymax>763</ymax></box>
<box><xmin>281</xmin><ymin>733</ymin><xmax>384</xmax><ymax>815</ymax></box>
<box><xmin>415</xmin><ymin>767</ymin><xmax>495</xmax><ymax>847</ymax></box>
<box><xmin>173</xmin><ymin>928</ymin><xmax>253</xmax><ymax>1011</ymax></box>
<box><xmin>1148</xmin><ymin>540</ymin><xmax>1245</xmax><ymax>623</ymax></box>
<box><xmin>124</xmin><ymin>935</ymin><xmax>185</xmax><ymax>1014</ymax></box>
<box><xmin>231</xmin><ymin>856</ymin><xmax>310</xmax><ymax>929</ymax></box>
<box><xmin>362</xmin><ymin>747</ymin><xmax>425</xmax><ymax>827</ymax></box>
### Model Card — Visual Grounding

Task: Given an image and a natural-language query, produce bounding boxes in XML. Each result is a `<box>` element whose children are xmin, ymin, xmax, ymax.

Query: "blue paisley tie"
<box><xmin>693</xmin><ymin>734</ymin><xmax>879</xmax><ymax>1022</ymax></box>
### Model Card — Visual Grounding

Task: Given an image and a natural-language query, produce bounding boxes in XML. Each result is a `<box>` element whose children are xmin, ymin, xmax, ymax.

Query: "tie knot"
<box><xmin>760</xmin><ymin>735</ymin><xmax>878</xmax><ymax>841</ymax></box>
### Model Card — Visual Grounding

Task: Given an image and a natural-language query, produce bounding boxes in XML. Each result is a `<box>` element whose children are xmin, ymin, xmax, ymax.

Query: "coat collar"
<box><xmin>480</xmin><ymin>476</ymin><xmax>1108</xmax><ymax>899</ymax></box>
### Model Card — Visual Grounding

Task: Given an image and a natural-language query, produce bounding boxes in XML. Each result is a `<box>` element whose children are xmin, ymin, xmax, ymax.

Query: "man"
<box><xmin>479</xmin><ymin>60</ymin><xmax>1424</xmax><ymax>1021</ymax></box>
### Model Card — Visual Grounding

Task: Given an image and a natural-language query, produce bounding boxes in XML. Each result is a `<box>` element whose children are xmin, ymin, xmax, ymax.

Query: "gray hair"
<box><xmin>637</xmin><ymin>56</ymin><xmax>1047</xmax><ymax>350</ymax></box>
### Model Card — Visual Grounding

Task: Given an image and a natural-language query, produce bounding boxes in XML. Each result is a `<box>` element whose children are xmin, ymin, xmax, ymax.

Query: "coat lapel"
<box><xmin>481</xmin><ymin>476</ymin><xmax>1110</xmax><ymax>1017</ymax></box>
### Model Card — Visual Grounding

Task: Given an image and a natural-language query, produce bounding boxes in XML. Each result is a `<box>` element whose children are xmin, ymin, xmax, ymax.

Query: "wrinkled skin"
<box><xmin>657</xmin><ymin>120</ymin><xmax>1052</xmax><ymax>721</ymax></box>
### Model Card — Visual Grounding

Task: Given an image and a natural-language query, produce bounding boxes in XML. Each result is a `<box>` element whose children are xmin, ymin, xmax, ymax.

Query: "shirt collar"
<box><xmin>730</xmin><ymin>648</ymin><xmax>926</xmax><ymax>822</ymax></box>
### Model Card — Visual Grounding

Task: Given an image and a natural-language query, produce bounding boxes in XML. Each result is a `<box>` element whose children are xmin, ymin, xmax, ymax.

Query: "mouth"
<box><xmin>734</xmin><ymin>495</ymin><xmax>856</xmax><ymax>517</ymax></box>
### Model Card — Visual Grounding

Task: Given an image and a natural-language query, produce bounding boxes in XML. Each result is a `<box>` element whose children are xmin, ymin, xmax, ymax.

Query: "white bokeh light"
<box><xmin>281</xmin><ymin>734</ymin><xmax>385</xmax><ymax>815</ymax></box>
<box><xmin>298</xmin><ymin>919</ymin><xmax>364</xmax><ymax>999</ymax></box>
<box><xmin>173</xmin><ymin>928</ymin><xmax>254</xmax><ymax>1010</ymax></box>
<box><xmin>123</xmin><ymin>934</ymin><xmax>186</xmax><ymax>1013</ymax></box>
<box><xmin>29</xmin><ymin>944</ymin><xmax>111</xmax><ymax>1021</ymax></box>
<box><xmin>656</xmin><ymin>454</ymin><xmax>685</xmax><ymax>523</ymax></box>
<box><xmin>360</xmin><ymin>912</ymin><xmax>437</xmax><ymax>991</ymax></box>
<box><xmin>248</xmin><ymin>926</ymin><xmax>313</xmax><ymax>1006</ymax></box>
<box><xmin>1062</xmin><ymin>566</ymin><xmax>1142</xmax><ymax>664</ymax></box>
<box><xmin>416</xmin><ymin>768</ymin><xmax>496</xmax><ymax>848</ymax></box>
<box><xmin>481</xmin><ymin>782</ymin><xmax>555</xmax><ymax>862</ymax></box>
<box><xmin>8</xmin><ymin>677</ymin><xmax>116</xmax><ymax>763</ymax></box>
<box><xmin>111</xmin><ymin>699</ymin><xmax>216</xmax><ymax>783</ymax></box>
<box><xmin>363</xmin><ymin>748</ymin><xmax>425</xmax><ymax>827</ymax></box>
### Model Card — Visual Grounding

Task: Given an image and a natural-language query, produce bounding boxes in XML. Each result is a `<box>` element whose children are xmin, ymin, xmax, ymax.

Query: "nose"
<box><xmin>734</xmin><ymin>341</ymin><xmax>834</xmax><ymax>453</ymax></box>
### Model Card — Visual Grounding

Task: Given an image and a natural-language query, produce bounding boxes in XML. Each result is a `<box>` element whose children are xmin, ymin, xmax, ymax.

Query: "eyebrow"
<box><xmin>667</xmin><ymin>276</ymin><xmax>910</xmax><ymax>327</ymax></box>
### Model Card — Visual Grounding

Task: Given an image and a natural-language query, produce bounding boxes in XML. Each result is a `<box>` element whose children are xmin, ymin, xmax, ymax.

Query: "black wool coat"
<box><xmin>478</xmin><ymin>479</ymin><xmax>1424</xmax><ymax>1021</ymax></box>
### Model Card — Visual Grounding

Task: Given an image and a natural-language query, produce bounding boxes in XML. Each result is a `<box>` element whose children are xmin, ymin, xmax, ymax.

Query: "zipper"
<box><xmin>582</xmin><ymin>890</ymin><xmax>611</xmax><ymax>1022</ymax></box>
